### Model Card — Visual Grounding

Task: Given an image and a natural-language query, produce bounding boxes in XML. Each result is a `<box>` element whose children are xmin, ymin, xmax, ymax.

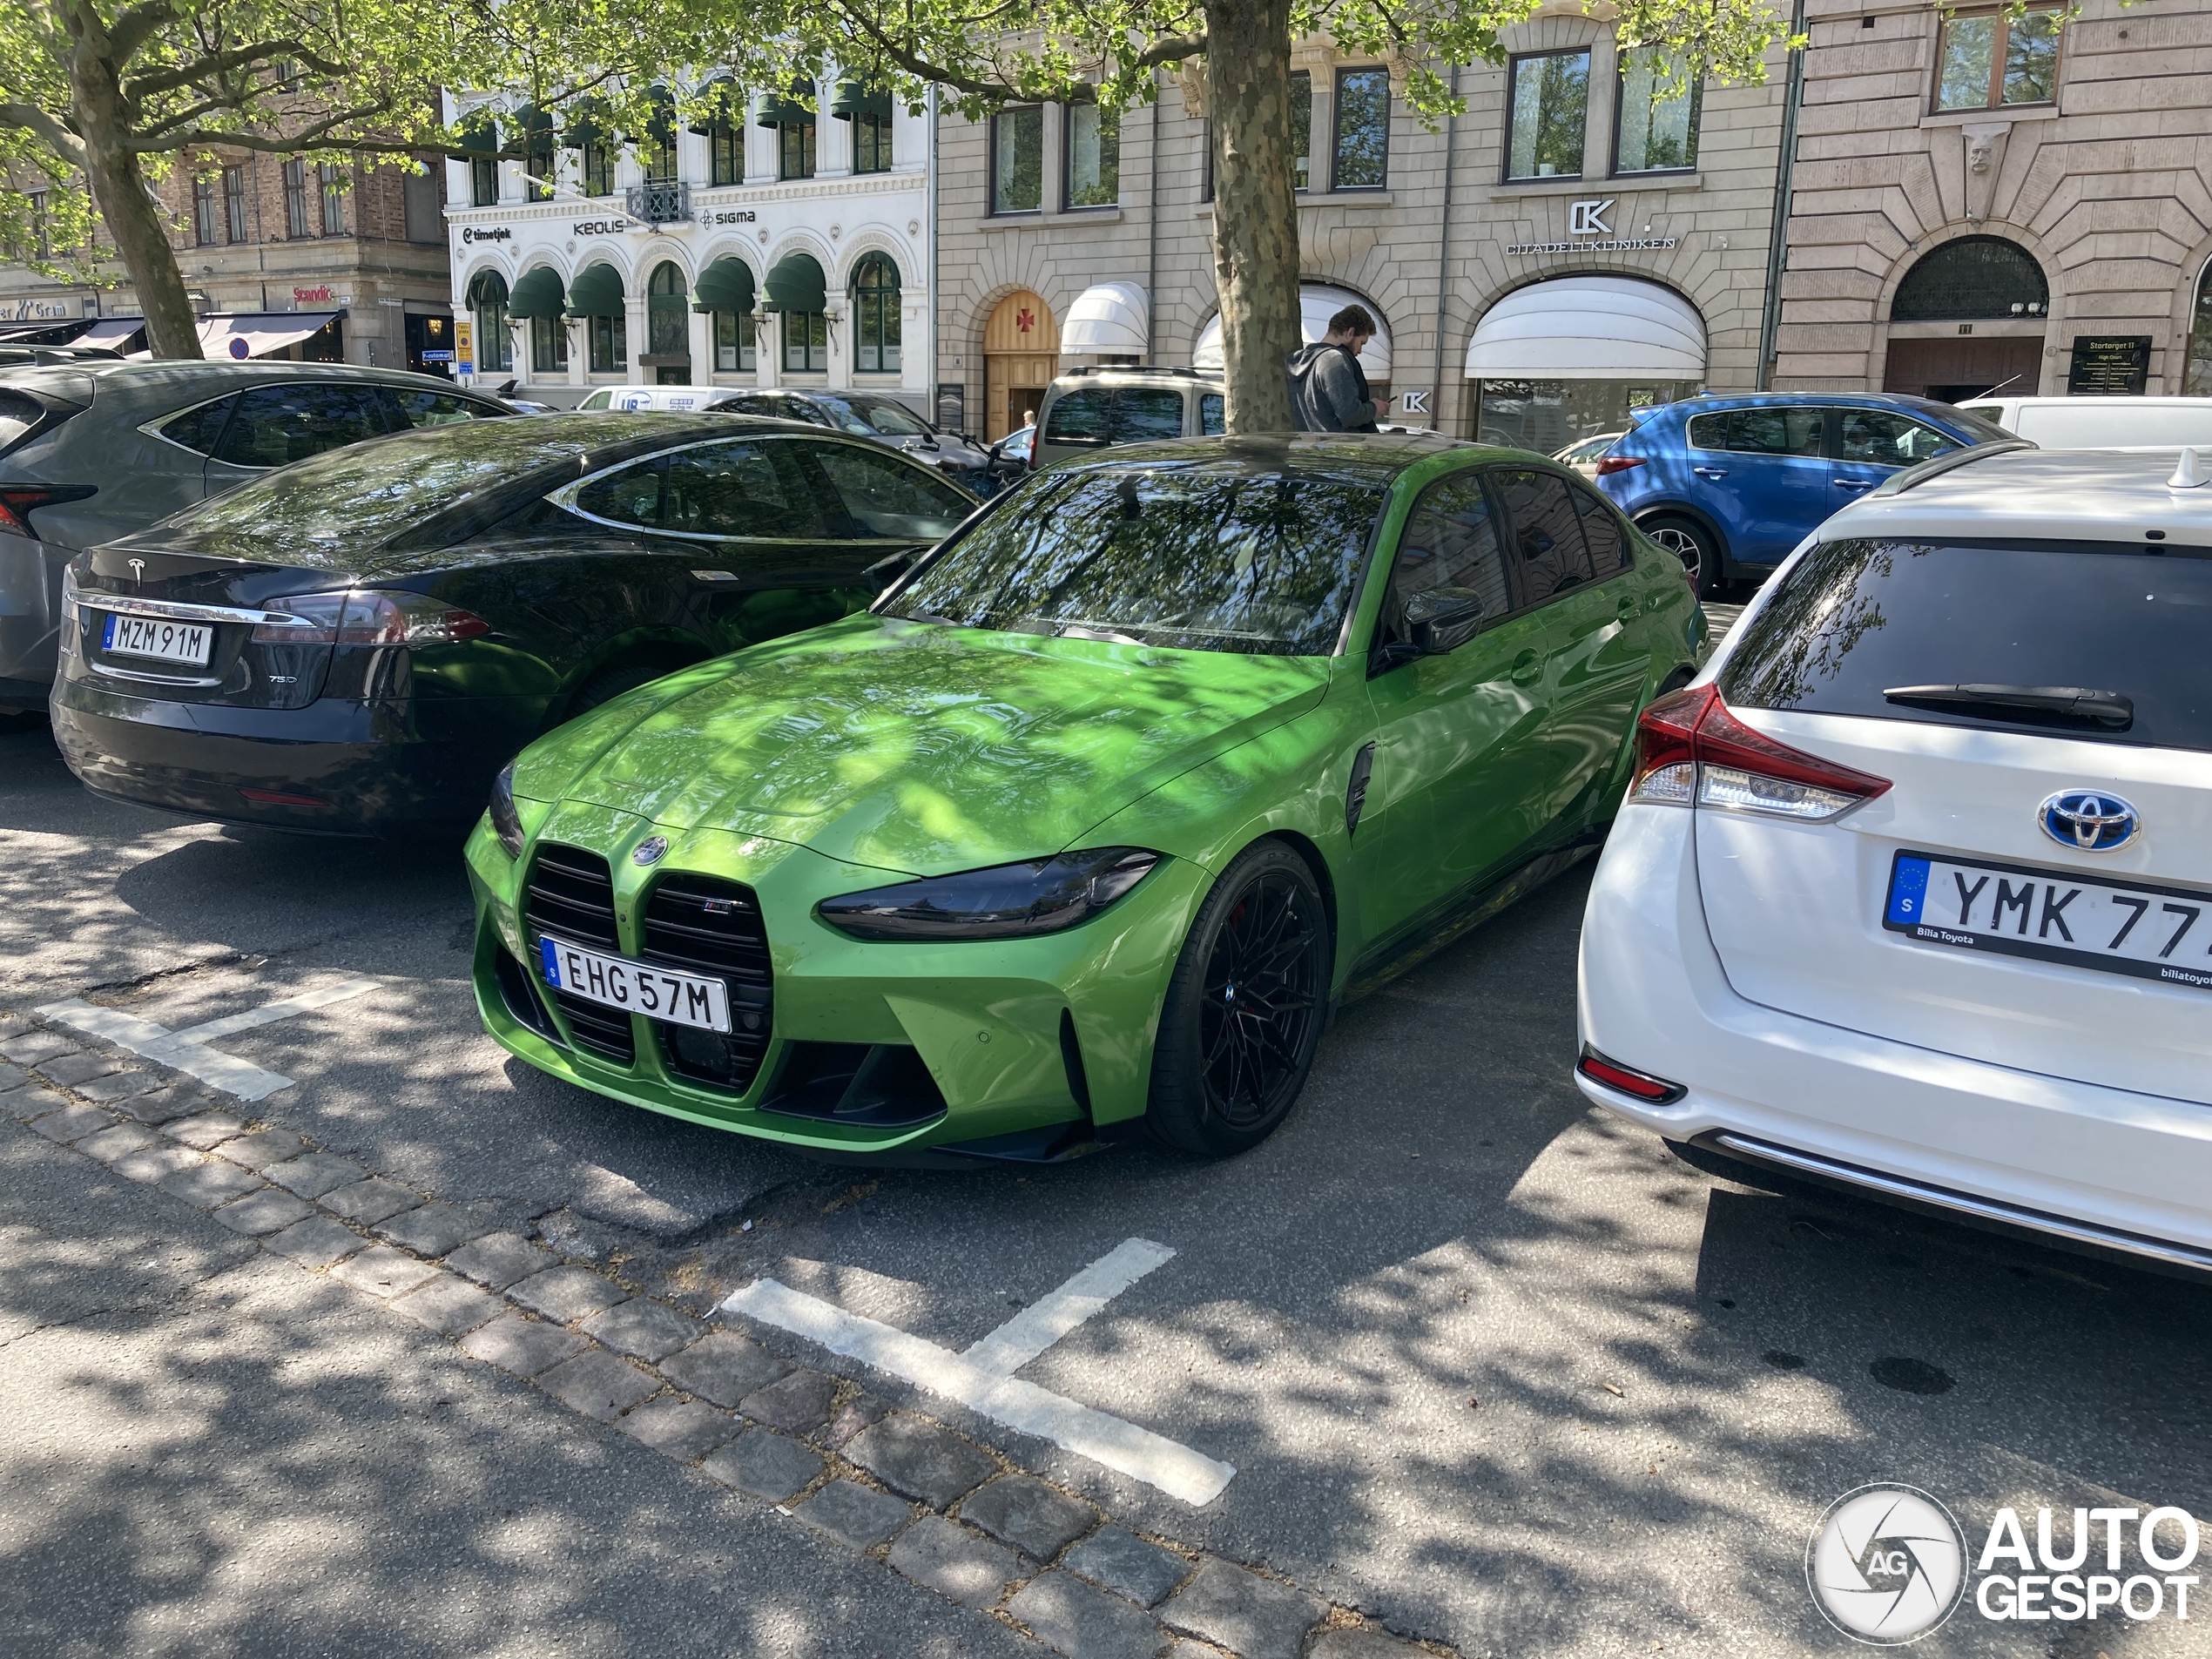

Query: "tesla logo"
<box><xmin>1568</xmin><ymin>199</ymin><xmax>1615</xmax><ymax>235</ymax></box>
<box><xmin>127</xmin><ymin>557</ymin><xmax>145</xmax><ymax>586</ymax></box>
<box><xmin>1015</xmin><ymin>307</ymin><xmax>1035</xmax><ymax>334</ymax></box>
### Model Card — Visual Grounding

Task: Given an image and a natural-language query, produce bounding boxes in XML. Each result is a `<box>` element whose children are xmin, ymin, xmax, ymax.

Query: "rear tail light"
<box><xmin>1576</xmin><ymin>1047</ymin><xmax>1687</xmax><ymax>1104</ymax></box>
<box><xmin>253</xmin><ymin>590</ymin><xmax>492</xmax><ymax>646</ymax></box>
<box><xmin>1594</xmin><ymin>455</ymin><xmax>1645</xmax><ymax>476</ymax></box>
<box><xmin>1629</xmin><ymin>683</ymin><xmax>1890</xmax><ymax>822</ymax></box>
<box><xmin>0</xmin><ymin>483</ymin><xmax>96</xmax><ymax>537</ymax></box>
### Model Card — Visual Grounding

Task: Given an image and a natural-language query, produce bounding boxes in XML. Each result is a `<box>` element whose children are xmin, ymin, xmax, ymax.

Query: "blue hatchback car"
<box><xmin>1592</xmin><ymin>393</ymin><xmax>2010</xmax><ymax>594</ymax></box>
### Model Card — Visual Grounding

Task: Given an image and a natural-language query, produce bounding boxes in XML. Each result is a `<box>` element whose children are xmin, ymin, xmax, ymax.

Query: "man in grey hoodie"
<box><xmin>1285</xmin><ymin>305</ymin><xmax>1383</xmax><ymax>432</ymax></box>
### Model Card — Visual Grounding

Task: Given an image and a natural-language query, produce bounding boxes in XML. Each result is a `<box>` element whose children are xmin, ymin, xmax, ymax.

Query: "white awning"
<box><xmin>75</xmin><ymin>317</ymin><xmax>146</xmax><ymax>347</ymax></box>
<box><xmin>1060</xmin><ymin>282</ymin><xmax>1149</xmax><ymax>355</ymax></box>
<box><xmin>197</xmin><ymin>311</ymin><xmax>343</xmax><ymax>361</ymax></box>
<box><xmin>1464</xmin><ymin>276</ymin><xmax>1704</xmax><ymax>380</ymax></box>
<box><xmin>1192</xmin><ymin>283</ymin><xmax>1393</xmax><ymax>379</ymax></box>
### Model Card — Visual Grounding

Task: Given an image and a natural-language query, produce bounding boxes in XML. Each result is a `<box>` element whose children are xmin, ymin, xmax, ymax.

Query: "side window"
<box><xmin>718</xmin><ymin>395</ymin><xmax>778</xmax><ymax>417</ymax></box>
<box><xmin>1568</xmin><ymin>479</ymin><xmax>1628</xmax><ymax>572</ymax></box>
<box><xmin>1042</xmin><ymin>388</ymin><xmax>1110</xmax><ymax>445</ymax></box>
<box><xmin>1836</xmin><ymin>408</ymin><xmax>1961</xmax><ymax>467</ymax></box>
<box><xmin>1684</xmin><ymin>411</ymin><xmax>1729</xmax><ymax>451</ymax></box>
<box><xmin>156</xmin><ymin>394</ymin><xmax>239</xmax><ymax>456</ymax></box>
<box><xmin>1493</xmin><ymin>468</ymin><xmax>1595</xmax><ymax>602</ymax></box>
<box><xmin>1114</xmin><ymin>388</ymin><xmax>1186</xmax><ymax>443</ymax></box>
<box><xmin>660</xmin><ymin>439</ymin><xmax>828</xmax><ymax>538</ymax></box>
<box><xmin>574</xmin><ymin>458</ymin><xmax>664</xmax><ymax>529</ymax></box>
<box><xmin>1386</xmin><ymin>472</ymin><xmax>1512</xmax><ymax>642</ymax></box>
<box><xmin>388</xmin><ymin>389</ymin><xmax>500</xmax><ymax>428</ymax></box>
<box><xmin>1199</xmin><ymin>393</ymin><xmax>1225</xmax><ymax>435</ymax></box>
<box><xmin>212</xmin><ymin>383</ymin><xmax>393</xmax><ymax>469</ymax></box>
<box><xmin>1726</xmin><ymin>407</ymin><xmax>1824</xmax><ymax>456</ymax></box>
<box><xmin>806</xmin><ymin>442</ymin><xmax>973</xmax><ymax>540</ymax></box>
<box><xmin>577</xmin><ymin>389</ymin><xmax>613</xmax><ymax>410</ymax></box>
<box><xmin>783</xmin><ymin>397</ymin><xmax>833</xmax><ymax>426</ymax></box>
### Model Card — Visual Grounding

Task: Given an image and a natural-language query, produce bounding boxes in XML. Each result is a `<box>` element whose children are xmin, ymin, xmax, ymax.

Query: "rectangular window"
<box><xmin>475</xmin><ymin>304</ymin><xmax>512</xmax><ymax>373</ymax></box>
<box><xmin>709</xmin><ymin>122</ymin><xmax>743</xmax><ymax>186</ymax></box>
<box><xmin>29</xmin><ymin>190</ymin><xmax>51</xmax><ymax>258</ymax></box>
<box><xmin>1065</xmin><ymin>102</ymin><xmax>1119</xmax><ymax>207</ymax></box>
<box><xmin>193</xmin><ymin>176</ymin><xmax>220</xmax><ymax>246</ymax></box>
<box><xmin>581</xmin><ymin>140</ymin><xmax>614</xmax><ymax>196</ymax></box>
<box><xmin>784</xmin><ymin>309</ymin><xmax>828</xmax><ymax>372</ymax></box>
<box><xmin>778</xmin><ymin>118</ymin><xmax>815</xmax><ymax>181</ymax></box>
<box><xmin>1936</xmin><ymin>7</ymin><xmax>2060</xmax><ymax>111</ymax></box>
<box><xmin>853</xmin><ymin>111</ymin><xmax>894</xmax><ymax>174</ymax></box>
<box><xmin>1615</xmin><ymin>48</ymin><xmax>1701</xmax><ymax>173</ymax></box>
<box><xmin>1332</xmin><ymin>69</ymin><xmax>1390</xmax><ymax>191</ymax></box>
<box><xmin>645</xmin><ymin>128</ymin><xmax>678</xmax><ymax>184</ymax></box>
<box><xmin>470</xmin><ymin>154</ymin><xmax>497</xmax><ymax>207</ymax></box>
<box><xmin>1505</xmin><ymin>50</ymin><xmax>1590</xmax><ymax>180</ymax></box>
<box><xmin>527</xmin><ymin>132</ymin><xmax>556</xmax><ymax>201</ymax></box>
<box><xmin>319</xmin><ymin>163</ymin><xmax>344</xmax><ymax>234</ymax></box>
<box><xmin>589</xmin><ymin>313</ymin><xmax>626</xmax><ymax>374</ymax></box>
<box><xmin>992</xmin><ymin>105</ymin><xmax>1042</xmax><ymax>213</ymax></box>
<box><xmin>282</xmin><ymin>159</ymin><xmax>311</xmax><ymax>238</ymax></box>
<box><xmin>715</xmin><ymin>310</ymin><xmax>757</xmax><ymax>372</ymax></box>
<box><xmin>223</xmin><ymin>166</ymin><xmax>248</xmax><ymax>242</ymax></box>
<box><xmin>1290</xmin><ymin>71</ymin><xmax>1312</xmax><ymax>191</ymax></box>
<box><xmin>532</xmin><ymin>316</ymin><xmax>569</xmax><ymax>373</ymax></box>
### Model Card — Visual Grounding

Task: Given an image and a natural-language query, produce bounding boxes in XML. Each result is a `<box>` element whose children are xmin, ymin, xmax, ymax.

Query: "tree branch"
<box><xmin>105</xmin><ymin>0</ymin><xmax>180</xmax><ymax>64</ymax></box>
<box><xmin>126</xmin><ymin>40</ymin><xmax>351</xmax><ymax>102</ymax></box>
<box><xmin>0</xmin><ymin>98</ymin><xmax>90</xmax><ymax>169</ymax></box>
<box><xmin>1125</xmin><ymin>32</ymin><xmax>1209</xmax><ymax>68</ymax></box>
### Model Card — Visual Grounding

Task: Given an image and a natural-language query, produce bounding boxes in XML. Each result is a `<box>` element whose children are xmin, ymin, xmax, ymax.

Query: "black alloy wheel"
<box><xmin>1641</xmin><ymin>514</ymin><xmax>1721</xmax><ymax>599</ymax></box>
<box><xmin>1146</xmin><ymin>840</ymin><xmax>1332</xmax><ymax>1157</ymax></box>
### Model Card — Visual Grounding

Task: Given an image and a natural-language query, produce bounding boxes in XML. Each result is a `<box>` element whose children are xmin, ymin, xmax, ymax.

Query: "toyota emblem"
<box><xmin>2038</xmin><ymin>790</ymin><xmax>2140</xmax><ymax>853</ymax></box>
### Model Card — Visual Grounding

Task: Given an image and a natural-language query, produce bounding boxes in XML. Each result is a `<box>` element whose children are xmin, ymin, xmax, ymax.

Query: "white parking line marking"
<box><xmin>724</xmin><ymin>1266</ymin><xmax>1235</xmax><ymax>1507</ymax></box>
<box><xmin>962</xmin><ymin>1237</ymin><xmax>1176</xmax><ymax>1378</ymax></box>
<box><xmin>37</xmin><ymin>978</ymin><xmax>379</xmax><ymax>1102</ymax></box>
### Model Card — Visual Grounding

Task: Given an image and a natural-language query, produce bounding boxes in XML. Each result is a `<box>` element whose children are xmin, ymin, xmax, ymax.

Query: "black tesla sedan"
<box><xmin>51</xmin><ymin>413</ymin><xmax>978</xmax><ymax>834</ymax></box>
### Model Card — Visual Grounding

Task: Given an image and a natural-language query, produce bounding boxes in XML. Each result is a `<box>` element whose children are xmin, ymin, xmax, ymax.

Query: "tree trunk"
<box><xmin>1203</xmin><ymin>0</ymin><xmax>1298</xmax><ymax>434</ymax></box>
<box><xmin>69</xmin><ymin>31</ymin><xmax>202</xmax><ymax>359</ymax></box>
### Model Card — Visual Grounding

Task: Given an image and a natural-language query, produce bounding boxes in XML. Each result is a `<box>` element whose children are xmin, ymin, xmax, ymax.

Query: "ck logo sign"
<box><xmin>1568</xmin><ymin>199</ymin><xmax>1615</xmax><ymax>236</ymax></box>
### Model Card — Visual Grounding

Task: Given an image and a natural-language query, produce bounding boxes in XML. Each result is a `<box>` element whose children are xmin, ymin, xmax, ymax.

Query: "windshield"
<box><xmin>819</xmin><ymin>395</ymin><xmax>934</xmax><ymax>439</ymax></box>
<box><xmin>1721</xmin><ymin>536</ymin><xmax>2212</xmax><ymax>752</ymax></box>
<box><xmin>880</xmin><ymin>462</ymin><xmax>1384</xmax><ymax>656</ymax></box>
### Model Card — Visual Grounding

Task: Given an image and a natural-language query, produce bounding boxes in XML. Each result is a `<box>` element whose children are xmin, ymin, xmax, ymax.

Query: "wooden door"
<box><xmin>1883</xmin><ymin>335</ymin><xmax>2042</xmax><ymax>402</ymax></box>
<box><xmin>982</xmin><ymin>290</ymin><xmax>1056</xmax><ymax>442</ymax></box>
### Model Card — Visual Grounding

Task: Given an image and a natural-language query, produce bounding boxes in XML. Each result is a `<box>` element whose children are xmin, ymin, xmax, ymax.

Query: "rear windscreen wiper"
<box><xmin>1883</xmin><ymin>684</ymin><xmax>2134</xmax><ymax>729</ymax></box>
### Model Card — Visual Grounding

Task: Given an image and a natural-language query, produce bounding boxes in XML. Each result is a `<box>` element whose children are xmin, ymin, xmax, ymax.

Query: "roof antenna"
<box><xmin>2171</xmin><ymin>448</ymin><xmax>2207</xmax><ymax>489</ymax></box>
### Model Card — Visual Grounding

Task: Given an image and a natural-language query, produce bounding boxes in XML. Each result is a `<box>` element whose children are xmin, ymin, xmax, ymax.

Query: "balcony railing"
<box><xmin>625</xmin><ymin>181</ymin><xmax>691</xmax><ymax>226</ymax></box>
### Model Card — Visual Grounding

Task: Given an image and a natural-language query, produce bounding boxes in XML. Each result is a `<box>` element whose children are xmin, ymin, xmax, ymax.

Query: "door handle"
<box><xmin>1833</xmin><ymin>477</ymin><xmax>1876</xmax><ymax>493</ymax></box>
<box><xmin>1509</xmin><ymin>650</ymin><xmax>1544</xmax><ymax>686</ymax></box>
<box><xmin>1692</xmin><ymin>466</ymin><xmax>1730</xmax><ymax>479</ymax></box>
<box><xmin>1615</xmin><ymin>593</ymin><xmax>1640</xmax><ymax>622</ymax></box>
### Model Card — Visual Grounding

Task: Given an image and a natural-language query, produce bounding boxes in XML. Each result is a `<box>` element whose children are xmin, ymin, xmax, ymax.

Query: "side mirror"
<box><xmin>1406</xmin><ymin>586</ymin><xmax>1486</xmax><ymax>655</ymax></box>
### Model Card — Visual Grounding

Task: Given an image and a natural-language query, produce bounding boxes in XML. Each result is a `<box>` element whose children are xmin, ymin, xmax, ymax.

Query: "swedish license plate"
<box><xmin>101</xmin><ymin>611</ymin><xmax>212</xmax><ymax>666</ymax></box>
<box><xmin>1885</xmin><ymin>850</ymin><xmax>2212</xmax><ymax>992</ymax></box>
<box><xmin>537</xmin><ymin>934</ymin><xmax>731</xmax><ymax>1032</ymax></box>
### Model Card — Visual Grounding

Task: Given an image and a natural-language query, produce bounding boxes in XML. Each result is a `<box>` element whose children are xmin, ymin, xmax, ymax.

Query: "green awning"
<box><xmin>692</xmin><ymin>256</ymin><xmax>756</xmax><ymax>315</ymax></box>
<box><xmin>465</xmin><ymin>269</ymin><xmax>509</xmax><ymax>308</ymax></box>
<box><xmin>757</xmin><ymin>79</ymin><xmax>816</xmax><ymax>128</ymax></box>
<box><xmin>564</xmin><ymin>262</ymin><xmax>624</xmax><ymax>318</ymax></box>
<box><xmin>688</xmin><ymin>76</ymin><xmax>741</xmax><ymax>136</ymax></box>
<box><xmin>831</xmin><ymin>81</ymin><xmax>894</xmax><ymax>120</ymax></box>
<box><xmin>644</xmin><ymin>84</ymin><xmax>677</xmax><ymax>148</ymax></box>
<box><xmin>457</xmin><ymin>114</ymin><xmax>498</xmax><ymax>154</ymax></box>
<box><xmin>563</xmin><ymin>97</ymin><xmax>610</xmax><ymax>148</ymax></box>
<box><xmin>516</xmin><ymin>105</ymin><xmax>554</xmax><ymax>146</ymax></box>
<box><xmin>507</xmin><ymin>266</ymin><xmax>566</xmax><ymax>320</ymax></box>
<box><xmin>760</xmin><ymin>252</ymin><xmax>826</xmax><ymax>314</ymax></box>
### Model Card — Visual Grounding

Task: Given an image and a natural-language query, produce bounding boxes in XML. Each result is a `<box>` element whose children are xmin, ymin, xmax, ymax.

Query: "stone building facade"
<box><xmin>0</xmin><ymin>151</ymin><xmax>452</xmax><ymax>368</ymax></box>
<box><xmin>446</xmin><ymin>84</ymin><xmax>933</xmax><ymax>409</ymax></box>
<box><xmin>933</xmin><ymin>10</ymin><xmax>1792</xmax><ymax>448</ymax></box>
<box><xmin>1772</xmin><ymin>0</ymin><xmax>2212</xmax><ymax>398</ymax></box>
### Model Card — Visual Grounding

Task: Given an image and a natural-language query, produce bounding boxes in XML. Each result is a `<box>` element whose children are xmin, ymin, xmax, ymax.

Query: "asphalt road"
<box><xmin>4</xmin><ymin>710</ymin><xmax>2209</xmax><ymax>1658</ymax></box>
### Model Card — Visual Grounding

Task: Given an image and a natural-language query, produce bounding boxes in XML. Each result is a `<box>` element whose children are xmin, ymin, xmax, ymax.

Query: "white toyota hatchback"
<box><xmin>1575</xmin><ymin>444</ymin><xmax>2212</xmax><ymax>1272</ymax></box>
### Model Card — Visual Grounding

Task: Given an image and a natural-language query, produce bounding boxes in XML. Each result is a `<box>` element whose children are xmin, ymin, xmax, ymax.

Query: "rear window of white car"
<box><xmin>1721</xmin><ymin>536</ymin><xmax>2212</xmax><ymax>753</ymax></box>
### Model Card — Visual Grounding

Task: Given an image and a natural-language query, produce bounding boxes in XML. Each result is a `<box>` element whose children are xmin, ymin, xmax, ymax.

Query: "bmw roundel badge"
<box><xmin>631</xmin><ymin>834</ymin><xmax>670</xmax><ymax>867</ymax></box>
<box><xmin>2038</xmin><ymin>790</ymin><xmax>2140</xmax><ymax>853</ymax></box>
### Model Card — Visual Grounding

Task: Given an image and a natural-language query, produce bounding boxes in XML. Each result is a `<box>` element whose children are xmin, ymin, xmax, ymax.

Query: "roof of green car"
<box><xmin>1044</xmin><ymin>430</ymin><xmax>1567</xmax><ymax>485</ymax></box>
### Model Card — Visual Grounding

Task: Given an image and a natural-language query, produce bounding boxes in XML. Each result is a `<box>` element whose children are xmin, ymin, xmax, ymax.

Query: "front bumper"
<box><xmin>51</xmin><ymin>680</ymin><xmax>542</xmax><ymax>833</ymax></box>
<box><xmin>467</xmin><ymin>799</ymin><xmax>1205</xmax><ymax>1155</ymax></box>
<box><xmin>1575</xmin><ymin>802</ymin><xmax>2212</xmax><ymax>1261</ymax></box>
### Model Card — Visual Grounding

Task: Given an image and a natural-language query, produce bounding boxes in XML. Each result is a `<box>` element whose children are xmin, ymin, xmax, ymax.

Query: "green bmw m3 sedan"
<box><xmin>465</xmin><ymin>433</ymin><xmax>1703</xmax><ymax>1160</ymax></box>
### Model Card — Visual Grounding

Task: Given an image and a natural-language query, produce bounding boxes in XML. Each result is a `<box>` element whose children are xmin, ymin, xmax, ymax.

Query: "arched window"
<box><xmin>465</xmin><ymin>270</ymin><xmax>512</xmax><ymax>374</ymax></box>
<box><xmin>1892</xmin><ymin>235</ymin><xmax>2048</xmax><ymax>321</ymax></box>
<box><xmin>647</xmin><ymin>260</ymin><xmax>690</xmax><ymax>362</ymax></box>
<box><xmin>2188</xmin><ymin>258</ymin><xmax>2212</xmax><ymax>396</ymax></box>
<box><xmin>853</xmin><ymin>254</ymin><xmax>901</xmax><ymax>374</ymax></box>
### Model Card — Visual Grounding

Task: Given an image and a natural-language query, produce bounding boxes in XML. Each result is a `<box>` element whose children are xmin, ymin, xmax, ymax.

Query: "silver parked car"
<box><xmin>711</xmin><ymin>389</ymin><xmax>993</xmax><ymax>487</ymax></box>
<box><xmin>0</xmin><ymin>361</ymin><xmax>508</xmax><ymax>713</ymax></box>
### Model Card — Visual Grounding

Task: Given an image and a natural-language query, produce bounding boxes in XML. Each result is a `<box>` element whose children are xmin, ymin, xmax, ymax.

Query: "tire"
<box><xmin>1640</xmin><ymin>514</ymin><xmax>1722</xmax><ymax>599</ymax></box>
<box><xmin>1144</xmin><ymin>840</ymin><xmax>1332</xmax><ymax>1157</ymax></box>
<box><xmin>566</xmin><ymin>659</ymin><xmax>678</xmax><ymax>721</ymax></box>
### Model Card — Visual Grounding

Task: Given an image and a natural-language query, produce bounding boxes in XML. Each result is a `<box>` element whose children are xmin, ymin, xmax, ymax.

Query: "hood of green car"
<box><xmin>533</xmin><ymin>614</ymin><xmax>1332</xmax><ymax>875</ymax></box>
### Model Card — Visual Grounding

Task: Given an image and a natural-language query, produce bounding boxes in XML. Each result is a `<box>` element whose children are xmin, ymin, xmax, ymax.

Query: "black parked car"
<box><xmin>52</xmin><ymin>413</ymin><xmax>978</xmax><ymax>833</ymax></box>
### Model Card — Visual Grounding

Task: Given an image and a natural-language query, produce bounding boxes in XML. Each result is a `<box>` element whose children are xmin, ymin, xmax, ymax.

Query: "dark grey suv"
<box><xmin>0</xmin><ymin>361</ymin><xmax>508</xmax><ymax>712</ymax></box>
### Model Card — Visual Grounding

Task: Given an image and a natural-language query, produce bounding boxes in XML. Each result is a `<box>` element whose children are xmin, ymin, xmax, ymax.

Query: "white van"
<box><xmin>573</xmin><ymin>385</ymin><xmax>733</xmax><ymax>414</ymax></box>
<box><xmin>1955</xmin><ymin>395</ymin><xmax>2212</xmax><ymax>449</ymax></box>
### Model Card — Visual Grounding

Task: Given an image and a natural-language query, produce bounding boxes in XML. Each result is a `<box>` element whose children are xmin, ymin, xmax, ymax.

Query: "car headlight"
<box><xmin>489</xmin><ymin>762</ymin><xmax>526</xmax><ymax>858</ymax></box>
<box><xmin>816</xmin><ymin>848</ymin><xmax>1159</xmax><ymax>941</ymax></box>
